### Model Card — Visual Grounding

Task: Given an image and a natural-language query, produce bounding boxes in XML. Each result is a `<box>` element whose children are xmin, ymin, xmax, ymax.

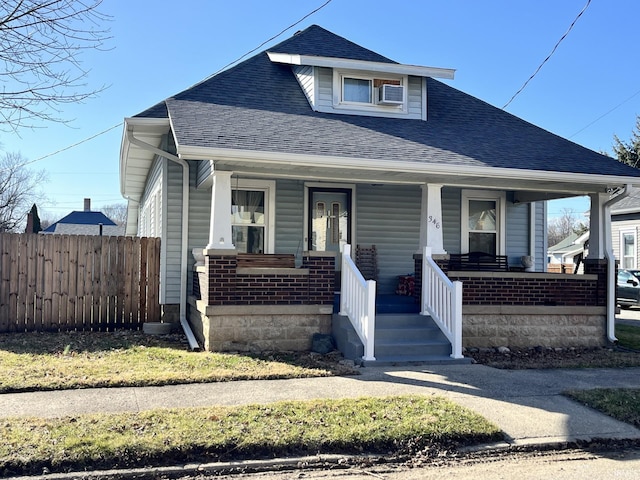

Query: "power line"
<box><xmin>197</xmin><ymin>0</ymin><xmax>334</xmax><ymax>85</ymax></box>
<box><xmin>503</xmin><ymin>0</ymin><xmax>591</xmax><ymax>109</ymax></box>
<box><xmin>2</xmin><ymin>0</ymin><xmax>335</xmax><ymax>173</ymax></box>
<box><xmin>569</xmin><ymin>87</ymin><xmax>640</xmax><ymax>139</ymax></box>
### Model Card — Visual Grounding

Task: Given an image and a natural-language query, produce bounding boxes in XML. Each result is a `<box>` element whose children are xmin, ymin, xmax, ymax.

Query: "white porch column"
<box><xmin>419</xmin><ymin>183</ymin><xmax>446</xmax><ymax>255</ymax></box>
<box><xmin>206</xmin><ymin>170</ymin><xmax>236</xmax><ymax>250</ymax></box>
<box><xmin>587</xmin><ymin>193</ymin><xmax>608</xmax><ymax>259</ymax></box>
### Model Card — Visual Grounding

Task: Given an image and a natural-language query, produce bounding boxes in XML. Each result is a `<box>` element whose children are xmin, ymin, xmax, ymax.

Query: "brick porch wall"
<box><xmin>413</xmin><ymin>255</ymin><xmax>605</xmax><ymax>307</ymax></box>
<box><xmin>413</xmin><ymin>254</ymin><xmax>609</xmax><ymax>348</ymax></box>
<box><xmin>201</xmin><ymin>252</ymin><xmax>335</xmax><ymax>306</ymax></box>
<box><xmin>189</xmin><ymin>251</ymin><xmax>335</xmax><ymax>352</ymax></box>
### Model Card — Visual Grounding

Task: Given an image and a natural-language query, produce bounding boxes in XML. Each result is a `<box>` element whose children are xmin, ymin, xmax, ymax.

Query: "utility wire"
<box><xmin>503</xmin><ymin>0</ymin><xmax>591</xmax><ymax>109</ymax></box>
<box><xmin>569</xmin><ymin>87</ymin><xmax>640</xmax><ymax>139</ymax></box>
<box><xmin>2</xmin><ymin>0</ymin><xmax>335</xmax><ymax>173</ymax></box>
<box><xmin>198</xmin><ymin>0</ymin><xmax>334</xmax><ymax>84</ymax></box>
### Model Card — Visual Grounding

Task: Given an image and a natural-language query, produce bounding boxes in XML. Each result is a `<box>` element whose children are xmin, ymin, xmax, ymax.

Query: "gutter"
<box><xmin>603</xmin><ymin>184</ymin><xmax>632</xmax><ymax>343</ymax></box>
<box><xmin>125</xmin><ymin>129</ymin><xmax>201</xmax><ymax>351</ymax></box>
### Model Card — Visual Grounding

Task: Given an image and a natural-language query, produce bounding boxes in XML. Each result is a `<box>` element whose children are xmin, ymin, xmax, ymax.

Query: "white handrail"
<box><xmin>339</xmin><ymin>244</ymin><xmax>376</xmax><ymax>361</ymax></box>
<box><xmin>421</xmin><ymin>246</ymin><xmax>463</xmax><ymax>359</ymax></box>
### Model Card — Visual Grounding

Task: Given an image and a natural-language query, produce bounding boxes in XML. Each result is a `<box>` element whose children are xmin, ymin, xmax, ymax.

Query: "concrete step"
<box><xmin>332</xmin><ymin>313</ymin><xmax>466</xmax><ymax>366</ymax></box>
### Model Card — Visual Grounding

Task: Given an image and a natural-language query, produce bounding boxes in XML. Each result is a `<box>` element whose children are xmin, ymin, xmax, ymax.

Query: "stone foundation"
<box><xmin>188</xmin><ymin>298</ymin><xmax>332</xmax><ymax>352</ymax></box>
<box><xmin>462</xmin><ymin>306</ymin><xmax>607</xmax><ymax>348</ymax></box>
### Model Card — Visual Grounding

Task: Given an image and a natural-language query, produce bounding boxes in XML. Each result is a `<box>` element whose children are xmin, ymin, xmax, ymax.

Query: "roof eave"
<box><xmin>119</xmin><ymin>116</ymin><xmax>171</xmax><ymax>200</ymax></box>
<box><xmin>267</xmin><ymin>52</ymin><xmax>456</xmax><ymax>79</ymax></box>
<box><xmin>176</xmin><ymin>145</ymin><xmax>640</xmax><ymax>192</ymax></box>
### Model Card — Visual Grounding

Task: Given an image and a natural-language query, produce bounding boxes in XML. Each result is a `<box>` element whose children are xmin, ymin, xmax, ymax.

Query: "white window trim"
<box><xmin>461</xmin><ymin>190</ymin><xmax>506</xmax><ymax>255</ymax></box>
<box><xmin>619</xmin><ymin>228</ymin><xmax>637</xmax><ymax>269</ymax></box>
<box><xmin>332</xmin><ymin>69</ymin><xmax>407</xmax><ymax>114</ymax></box>
<box><xmin>303</xmin><ymin>182</ymin><xmax>356</xmax><ymax>253</ymax></box>
<box><xmin>231</xmin><ymin>179</ymin><xmax>276</xmax><ymax>254</ymax></box>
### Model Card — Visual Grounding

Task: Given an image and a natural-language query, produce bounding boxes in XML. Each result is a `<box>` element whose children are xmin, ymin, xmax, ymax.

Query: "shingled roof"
<box><xmin>132</xmin><ymin>24</ymin><xmax>640</xmax><ymax>179</ymax></box>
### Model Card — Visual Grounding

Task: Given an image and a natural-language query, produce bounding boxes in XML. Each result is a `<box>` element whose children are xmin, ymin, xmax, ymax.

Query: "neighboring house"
<box><xmin>42</xmin><ymin>199</ymin><xmax>124</xmax><ymax>236</ymax></box>
<box><xmin>547</xmin><ymin>232</ymin><xmax>588</xmax><ymax>273</ymax></box>
<box><xmin>611</xmin><ymin>187</ymin><xmax>640</xmax><ymax>270</ymax></box>
<box><xmin>119</xmin><ymin>25</ymin><xmax>640</xmax><ymax>361</ymax></box>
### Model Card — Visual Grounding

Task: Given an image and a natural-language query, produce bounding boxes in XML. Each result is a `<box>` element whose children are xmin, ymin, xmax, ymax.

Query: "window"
<box><xmin>230</xmin><ymin>180</ymin><xmax>275</xmax><ymax>254</ymax></box>
<box><xmin>620</xmin><ymin>230</ymin><xmax>637</xmax><ymax>269</ymax></box>
<box><xmin>335</xmin><ymin>71</ymin><xmax>405</xmax><ymax>110</ymax></box>
<box><xmin>343</xmin><ymin>77</ymin><xmax>372</xmax><ymax>103</ymax></box>
<box><xmin>461</xmin><ymin>190</ymin><xmax>506</xmax><ymax>255</ymax></box>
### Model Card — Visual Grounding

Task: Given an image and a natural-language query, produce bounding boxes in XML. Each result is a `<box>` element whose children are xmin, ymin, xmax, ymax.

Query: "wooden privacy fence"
<box><xmin>0</xmin><ymin>234</ymin><xmax>161</xmax><ymax>333</ymax></box>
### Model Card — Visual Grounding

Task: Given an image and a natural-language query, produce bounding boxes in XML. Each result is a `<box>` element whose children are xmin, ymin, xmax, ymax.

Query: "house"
<box><xmin>611</xmin><ymin>187</ymin><xmax>640</xmax><ymax>269</ymax></box>
<box><xmin>42</xmin><ymin>198</ymin><xmax>124</xmax><ymax>236</ymax></box>
<box><xmin>119</xmin><ymin>25</ymin><xmax>640</xmax><ymax>361</ymax></box>
<box><xmin>547</xmin><ymin>232</ymin><xmax>588</xmax><ymax>273</ymax></box>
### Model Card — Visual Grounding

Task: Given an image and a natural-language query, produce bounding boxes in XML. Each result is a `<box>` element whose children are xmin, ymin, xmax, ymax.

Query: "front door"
<box><xmin>308</xmin><ymin>188</ymin><xmax>352</xmax><ymax>255</ymax></box>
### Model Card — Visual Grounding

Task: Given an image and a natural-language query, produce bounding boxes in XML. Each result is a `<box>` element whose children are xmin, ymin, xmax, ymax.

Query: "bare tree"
<box><xmin>0</xmin><ymin>152</ymin><xmax>48</xmax><ymax>232</ymax></box>
<box><xmin>100</xmin><ymin>202</ymin><xmax>127</xmax><ymax>227</ymax></box>
<box><xmin>547</xmin><ymin>208</ymin><xmax>588</xmax><ymax>247</ymax></box>
<box><xmin>0</xmin><ymin>0</ymin><xmax>111</xmax><ymax>131</ymax></box>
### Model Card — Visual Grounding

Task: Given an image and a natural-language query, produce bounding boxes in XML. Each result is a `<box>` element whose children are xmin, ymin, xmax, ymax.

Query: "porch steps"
<box><xmin>332</xmin><ymin>313</ymin><xmax>471</xmax><ymax>366</ymax></box>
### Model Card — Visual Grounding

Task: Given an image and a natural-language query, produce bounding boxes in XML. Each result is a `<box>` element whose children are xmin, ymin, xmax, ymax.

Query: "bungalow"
<box><xmin>119</xmin><ymin>25</ymin><xmax>640</xmax><ymax>362</ymax></box>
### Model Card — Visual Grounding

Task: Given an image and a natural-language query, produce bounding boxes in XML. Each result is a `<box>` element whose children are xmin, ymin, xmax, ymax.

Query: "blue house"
<box><xmin>119</xmin><ymin>26</ymin><xmax>640</xmax><ymax>361</ymax></box>
<box><xmin>42</xmin><ymin>199</ymin><xmax>123</xmax><ymax>236</ymax></box>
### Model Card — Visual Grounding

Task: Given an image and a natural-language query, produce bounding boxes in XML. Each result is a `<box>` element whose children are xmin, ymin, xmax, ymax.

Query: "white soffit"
<box><xmin>267</xmin><ymin>52</ymin><xmax>456</xmax><ymax>80</ymax></box>
<box><xmin>120</xmin><ymin>117</ymin><xmax>170</xmax><ymax>199</ymax></box>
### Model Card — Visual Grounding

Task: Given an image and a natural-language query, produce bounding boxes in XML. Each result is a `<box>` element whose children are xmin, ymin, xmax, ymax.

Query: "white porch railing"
<box><xmin>421</xmin><ymin>246</ymin><xmax>464</xmax><ymax>359</ymax></box>
<box><xmin>339</xmin><ymin>244</ymin><xmax>376</xmax><ymax>361</ymax></box>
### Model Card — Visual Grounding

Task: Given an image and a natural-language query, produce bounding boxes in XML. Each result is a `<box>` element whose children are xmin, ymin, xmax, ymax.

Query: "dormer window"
<box><xmin>339</xmin><ymin>73</ymin><xmax>404</xmax><ymax>108</ymax></box>
<box><xmin>343</xmin><ymin>77</ymin><xmax>372</xmax><ymax>103</ymax></box>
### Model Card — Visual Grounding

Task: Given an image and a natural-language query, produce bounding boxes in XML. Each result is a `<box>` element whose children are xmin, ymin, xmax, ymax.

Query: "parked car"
<box><xmin>617</xmin><ymin>269</ymin><xmax>640</xmax><ymax>308</ymax></box>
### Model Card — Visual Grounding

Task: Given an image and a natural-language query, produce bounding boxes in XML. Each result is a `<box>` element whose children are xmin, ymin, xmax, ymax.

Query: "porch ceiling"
<box><xmin>205</xmin><ymin>155</ymin><xmax>638</xmax><ymax>199</ymax></box>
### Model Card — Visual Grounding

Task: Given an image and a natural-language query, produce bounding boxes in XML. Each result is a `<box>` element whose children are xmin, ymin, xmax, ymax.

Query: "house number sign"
<box><xmin>428</xmin><ymin>215</ymin><xmax>441</xmax><ymax>229</ymax></box>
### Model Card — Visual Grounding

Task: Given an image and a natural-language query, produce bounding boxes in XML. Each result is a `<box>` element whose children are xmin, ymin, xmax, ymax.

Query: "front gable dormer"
<box><xmin>267</xmin><ymin>52</ymin><xmax>455</xmax><ymax>120</ymax></box>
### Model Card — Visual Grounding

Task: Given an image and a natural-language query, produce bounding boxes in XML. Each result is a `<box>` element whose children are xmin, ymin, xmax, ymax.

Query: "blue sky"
<box><xmin>1</xmin><ymin>0</ymin><xmax>639</xmax><ymax>222</ymax></box>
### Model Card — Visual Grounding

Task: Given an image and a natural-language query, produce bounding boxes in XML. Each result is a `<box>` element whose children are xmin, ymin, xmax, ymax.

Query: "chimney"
<box><xmin>84</xmin><ymin>198</ymin><xmax>91</xmax><ymax>211</ymax></box>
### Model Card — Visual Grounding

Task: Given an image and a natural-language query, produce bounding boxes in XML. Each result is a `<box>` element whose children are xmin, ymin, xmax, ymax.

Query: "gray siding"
<box><xmin>293</xmin><ymin>65</ymin><xmax>315</xmax><ymax>107</ymax></box>
<box><xmin>317</xmin><ymin>67</ymin><xmax>333</xmax><ymax>109</ymax></box>
<box><xmin>407</xmin><ymin>75</ymin><xmax>423</xmax><ymax>117</ymax></box>
<box><xmin>505</xmin><ymin>197</ymin><xmax>530</xmax><ymax>267</ymax></box>
<box><xmin>188</xmin><ymin>161</ymin><xmax>212</xmax><ymax>295</ymax></box>
<box><xmin>164</xmin><ymin>160</ymin><xmax>184</xmax><ymax>304</ymax></box>
<box><xmin>195</xmin><ymin>159</ymin><xmax>212</xmax><ymax>187</ymax></box>
<box><xmin>442</xmin><ymin>187</ymin><xmax>461</xmax><ymax>254</ymax></box>
<box><xmin>535</xmin><ymin>202</ymin><xmax>546</xmax><ymax>271</ymax></box>
<box><xmin>274</xmin><ymin>179</ymin><xmax>305</xmax><ymax>260</ymax></box>
<box><xmin>612</xmin><ymin>217</ymin><xmax>640</xmax><ymax>268</ymax></box>
<box><xmin>356</xmin><ymin>184</ymin><xmax>421</xmax><ymax>294</ymax></box>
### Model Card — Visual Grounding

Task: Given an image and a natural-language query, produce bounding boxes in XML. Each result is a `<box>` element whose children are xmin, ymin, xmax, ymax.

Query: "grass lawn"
<box><xmin>565</xmin><ymin>388</ymin><xmax>640</xmax><ymax>429</ymax></box>
<box><xmin>616</xmin><ymin>324</ymin><xmax>640</xmax><ymax>350</ymax></box>
<box><xmin>0</xmin><ymin>395</ymin><xmax>503</xmax><ymax>477</ymax></box>
<box><xmin>0</xmin><ymin>331</ymin><xmax>357</xmax><ymax>393</ymax></box>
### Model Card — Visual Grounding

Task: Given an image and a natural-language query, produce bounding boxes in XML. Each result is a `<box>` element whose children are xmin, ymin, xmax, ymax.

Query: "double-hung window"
<box><xmin>461</xmin><ymin>190</ymin><xmax>506</xmax><ymax>255</ymax></box>
<box><xmin>620</xmin><ymin>229</ymin><xmax>637</xmax><ymax>269</ymax></box>
<box><xmin>230</xmin><ymin>179</ymin><xmax>275</xmax><ymax>254</ymax></box>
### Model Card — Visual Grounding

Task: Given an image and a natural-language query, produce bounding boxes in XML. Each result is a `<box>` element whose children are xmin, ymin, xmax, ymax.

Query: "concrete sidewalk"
<box><xmin>2</xmin><ymin>364</ymin><xmax>640</xmax><ymax>447</ymax></box>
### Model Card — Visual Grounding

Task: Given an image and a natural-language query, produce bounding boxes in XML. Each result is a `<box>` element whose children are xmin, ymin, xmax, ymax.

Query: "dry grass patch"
<box><xmin>0</xmin><ymin>331</ymin><xmax>357</xmax><ymax>393</ymax></box>
<box><xmin>0</xmin><ymin>395</ymin><xmax>503</xmax><ymax>477</ymax></box>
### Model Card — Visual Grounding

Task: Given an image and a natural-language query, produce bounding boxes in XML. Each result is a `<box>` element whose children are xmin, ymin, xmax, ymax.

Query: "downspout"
<box><xmin>603</xmin><ymin>184</ymin><xmax>632</xmax><ymax>343</ymax></box>
<box><xmin>126</xmin><ymin>130</ymin><xmax>200</xmax><ymax>351</ymax></box>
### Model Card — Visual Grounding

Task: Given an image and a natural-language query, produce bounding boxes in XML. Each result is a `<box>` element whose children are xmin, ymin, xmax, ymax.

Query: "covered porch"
<box><xmin>187</xmin><ymin>166</ymin><xmax>625</xmax><ymax>361</ymax></box>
